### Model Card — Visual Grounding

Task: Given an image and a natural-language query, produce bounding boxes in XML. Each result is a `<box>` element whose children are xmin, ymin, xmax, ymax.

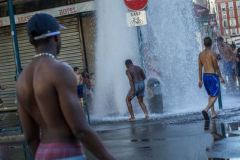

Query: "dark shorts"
<box><xmin>0</xmin><ymin>98</ymin><xmax>3</xmax><ymax>104</ymax></box>
<box><xmin>223</xmin><ymin>62</ymin><xmax>234</xmax><ymax>76</ymax></box>
<box><xmin>203</xmin><ymin>74</ymin><xmax>219</xmax><ymax>97</ymax></box>
<box><xmin>77</xmin><ymin>85</ymin><xmax>83</xmax><ymax>98</ymax></box>
<box><xmin>127</xmin><ymin>81</ymin><xmax>145</xmax><ymax>98</ymax></box>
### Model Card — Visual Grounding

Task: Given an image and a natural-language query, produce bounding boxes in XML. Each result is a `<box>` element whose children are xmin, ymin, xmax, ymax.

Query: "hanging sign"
<box><xmin>126</xmin><ymin>10</ymin><xmax>147</xmax><ymax>27</ymax></box>
<box><xmin>0</xmin><ymin>1</ymin><xmax>94</xmax><ymax>27</ymax></box>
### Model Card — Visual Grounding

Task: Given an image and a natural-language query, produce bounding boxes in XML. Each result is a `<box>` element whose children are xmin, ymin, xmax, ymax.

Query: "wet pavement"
<box><xmin>1</xmin><ymin>109</ymin><xmax>240</xmax><ymax>159</ymax></box>
<box><xmin>85</xmin><ymin>120</ymin><xmax>240</xmax><ymax>160</ymax></box>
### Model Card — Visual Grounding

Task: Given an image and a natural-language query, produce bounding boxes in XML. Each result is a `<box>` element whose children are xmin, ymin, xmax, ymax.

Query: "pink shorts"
<box><xmin>35</xmin><ymin>142</ymin><xmax>84</xmax><ymax>160</ymax></box>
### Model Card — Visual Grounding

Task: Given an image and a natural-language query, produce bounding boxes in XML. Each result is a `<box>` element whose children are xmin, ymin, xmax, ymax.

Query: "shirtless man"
<box><xmin>16</xmin><ymin>13</ymin><xmax>115</xmax><ymax>160</ymax></box>
<box><xmin>198</xmin><ymin>37</ymin><xmax>225</xmax><ymax>121</ymax></box>
<box><xmin>74</xmin><ymin>67</ymin><xmax>84</xmax><ymax>107</ymax></box>
<box><xmin>217</xmin><ymin>36</ymin><xmax>235</xmax><ymax>92</ymax></box>
<box><xmin>125</xmin><ymin>59</ymin><xmax>150</xmax><ymax>121</ymax></box>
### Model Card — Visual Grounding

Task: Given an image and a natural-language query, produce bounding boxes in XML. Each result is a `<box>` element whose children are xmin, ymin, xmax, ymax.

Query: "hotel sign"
<box><xmin>0</xmin><ymin>1</ymin><xmax>94</xmax><ymax>27</ymax></box>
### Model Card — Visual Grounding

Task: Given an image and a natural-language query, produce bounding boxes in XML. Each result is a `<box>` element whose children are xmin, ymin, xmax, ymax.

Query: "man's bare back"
<box><xmin>127</xmin><ymin>65</ymin><xmax>145</xmax><ymax>83</ymax></box>
<box><xmin>199</xmin><ymin>49</ymin><xmax>217</xmax><ymax>74</ymax></box>
<box><xmin>17</xmin><ymin>58</ymin><xmax>78</xmax><ymax>145</ymax></box>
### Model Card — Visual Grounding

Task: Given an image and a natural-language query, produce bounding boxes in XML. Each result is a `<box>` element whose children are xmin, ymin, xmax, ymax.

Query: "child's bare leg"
<box><xmin>209</xmin><ymin>96</ymin><xmax>217</xmax><ymax>117</ymax></box>
<box><xmin>80</xmin><ymin>98</ymin><xmax>84</xmax><ymax>106</ymax></box>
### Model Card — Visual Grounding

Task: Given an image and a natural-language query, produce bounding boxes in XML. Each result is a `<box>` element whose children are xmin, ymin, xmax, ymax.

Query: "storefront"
<box><xmin>0</xmin><ymin>1</ymin><xmax>96</xmax><ymax>107</ymax></box>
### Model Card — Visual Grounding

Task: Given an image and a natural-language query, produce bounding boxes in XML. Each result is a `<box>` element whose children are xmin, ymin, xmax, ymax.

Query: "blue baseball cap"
<box><xmin>27</xmin><ymin>13</ymin><xmax>66</xmax><ymax>40</ymax></box>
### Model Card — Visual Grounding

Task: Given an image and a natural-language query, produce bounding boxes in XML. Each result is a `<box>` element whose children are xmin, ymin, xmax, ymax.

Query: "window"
<box><xmin>222</xmin><ymin>11</ymin><xmax>227</xmax><ymax>19</ymax></box>
<box><xmin>231</xmin><ymin>28</ymin><xmax>237</xmax><ymax>35</ymax></box>
<box><xmin>230</xmin><ymin>10</ymin><xmax>235</xmax><ymax>18</ymax></box>
<box><xmin>221</xmin><ymin>3</ymin><xmax>226</xmax><ymax>11</ymax></box>
<box><xmin>228</xmin><ymin>2</ymin><xmax>234</xmax><ymax>10</ymax></box>
<box><xmin>225</xmin><ymin>29</ymin><xmax>229</xmax><ymax>36</ymax></box>
<box><xmin>216</xmin><ymin>13</ymin><xmax>219</xmax><ymax>20</ymax></box>
<box><xmin>223</xmin><ymin>19</ymin><xmax>228</xmax><ymax>27</ymax></box>
<box><xmin>230</xmin><ymin>19</ymin><xmax>236</xmax><ymax>27</ymax></box>
<box><xmin>238</xmin><ymin>10</ymin><xmax>240</xmax><ymax>17</ymax></box>
<box><xmin>237</xmin><ymin>1</ymin><xmax>240</xmax><ymax>8</ymax></box>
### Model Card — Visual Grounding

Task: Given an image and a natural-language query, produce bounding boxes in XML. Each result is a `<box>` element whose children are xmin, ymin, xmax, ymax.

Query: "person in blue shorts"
<box><xmin>125</xmin><ymin>59</ymin><xmax>150</xmax><ymax>121</ymax></box>
<box><xmin>74</xmin><ymin>67</ymin><xmax>84</xmax><ymax>107</ymax></box>
<box><xmin>198</xmin><ymin>37</ymin><xmax>225</xmax><ymax>121</ymax></box>
<box><xmin>217</xmin><ymin>36</ymin><xmax>235</xmax><ymax>92</ymax></box>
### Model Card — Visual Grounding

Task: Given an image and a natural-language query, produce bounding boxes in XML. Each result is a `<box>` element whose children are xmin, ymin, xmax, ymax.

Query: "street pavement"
<box><xmin>85</xmin><ymin>119</ymin><xmax>240</xmax><ymax>160</ymax></box>
<box><xmin>1</xmin><ymin>108</ymin><xmax>240</xmax><ymax>160</ymax></box>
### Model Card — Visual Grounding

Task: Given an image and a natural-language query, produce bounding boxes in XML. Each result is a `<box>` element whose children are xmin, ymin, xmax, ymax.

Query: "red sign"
<box><xmin>124</xmin><ymin>0</ymin><xmax>148</xmax><ymax>11</ymax></box>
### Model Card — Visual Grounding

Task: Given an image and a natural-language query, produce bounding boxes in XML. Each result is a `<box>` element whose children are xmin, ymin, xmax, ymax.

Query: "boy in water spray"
<box><xmin>74</xmin><ymin>67</ymin><xmax>84</xmax><ymax>107</ymax></box>
<box><xmin>125</xmin><ymin>59</ymin><xmax>150</xmax><ymax>121</ymax></box>
<box><xmin>198</xmin><ymin>37</ymin><xmax>225</xmax><ymax>121</ymax></box>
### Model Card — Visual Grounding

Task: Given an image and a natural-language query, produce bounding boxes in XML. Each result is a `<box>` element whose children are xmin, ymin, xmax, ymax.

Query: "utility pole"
<box><xmin>8</xmin><ymin>0</ymin><xmax>22</xmax><ymax>77</ymax></box>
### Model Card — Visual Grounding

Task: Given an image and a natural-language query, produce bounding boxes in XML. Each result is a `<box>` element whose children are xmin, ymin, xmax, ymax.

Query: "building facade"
<box><xmin>193</xmin><ymin>0</ymin><xmax>209</xmax><ymax>7</ymax></box>
<box><xmin>210</xmin><ymin>0</ymin><xmax>217</xmax><ymax>14</ymax></box>
<box><xmin>216</xmin><ymin>0</ymin><xmax>240</xmax><ymax>38</ymax></box>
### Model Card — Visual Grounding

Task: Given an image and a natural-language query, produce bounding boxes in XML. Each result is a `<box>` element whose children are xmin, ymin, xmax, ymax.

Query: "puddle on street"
<box><xmin>206</xmin><ymin>121</ymin><xmax>240</xmax><ymax>160</ymax></box>
<box><xmin>208</xmin><ymin>158</ymin><xmax>240</xmax><ymax>160</ymax></box>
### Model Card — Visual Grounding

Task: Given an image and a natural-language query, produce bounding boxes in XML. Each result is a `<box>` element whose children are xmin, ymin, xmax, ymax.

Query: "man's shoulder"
<box><xmin>134</xmin><ymin>65</ymin><xmax>142</xmax><ymax>70</ymax></box>
<box><xmin>226</xmin><ymin>44</ymin><xmax>231</xmax><ymax>49</ymax></box>
<box><xmin>51</xmin><ymin>61</ymin><xmax>74</xmax><ymax>77</ymax></box>
<box><xmin>224</xmin><ymin>43</ymin><xmax>231</xmax><ymax>49</ymax></box>
<box><xmin>207</xmin><ymin>50</ymin><xmax>217</xmax><ymax>58</ymax></box>
<box><xmin>209</xmin><ymin>50</ymin><xmax>216</xmax><ymax>54</ymax></box>
<box><xmin>200</xmin><ymin>50</ymin><xmax>216</xmax><ymax>57</ymax></box>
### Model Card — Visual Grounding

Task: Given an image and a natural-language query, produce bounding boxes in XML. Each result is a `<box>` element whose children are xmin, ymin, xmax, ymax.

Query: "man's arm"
<box><xmin>53</xmin><ymin>63</ymin><xmax>115</xmax><ymax>160</ymax></box>
<box><xmin>126</xmin><ymin>70</ymin><xmax>134</xmax><ymax>90</ymax></box>
<box><xmin>18</xmin><ymin>102</ymin><xmax>40</xmax><ymax>155</ymax></box>
<box><xmin>213</xmin><ymin>53</ymin><xmax>225</xmax><ymax>83</ymax></box>
<box><xmin>140</xmin><ymin>69</ymin><xmax>146</xmax><ymax>80</ymax></box>
<box><xmin>198</xmin><ymin>54</ymin><xmax>203</xmax><ymax>88</ymax></box>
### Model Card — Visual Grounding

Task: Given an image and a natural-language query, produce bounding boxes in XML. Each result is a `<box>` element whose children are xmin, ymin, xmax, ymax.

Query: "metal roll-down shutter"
<box><xmin>17</xmin><ymin>15</ymin><xmax>84</xmax><ymax>70</ymax></box>
<box><xmin>0</xmin><ymin>26</ymin><xmax>16</xmax><ymax>108</ymax></box>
